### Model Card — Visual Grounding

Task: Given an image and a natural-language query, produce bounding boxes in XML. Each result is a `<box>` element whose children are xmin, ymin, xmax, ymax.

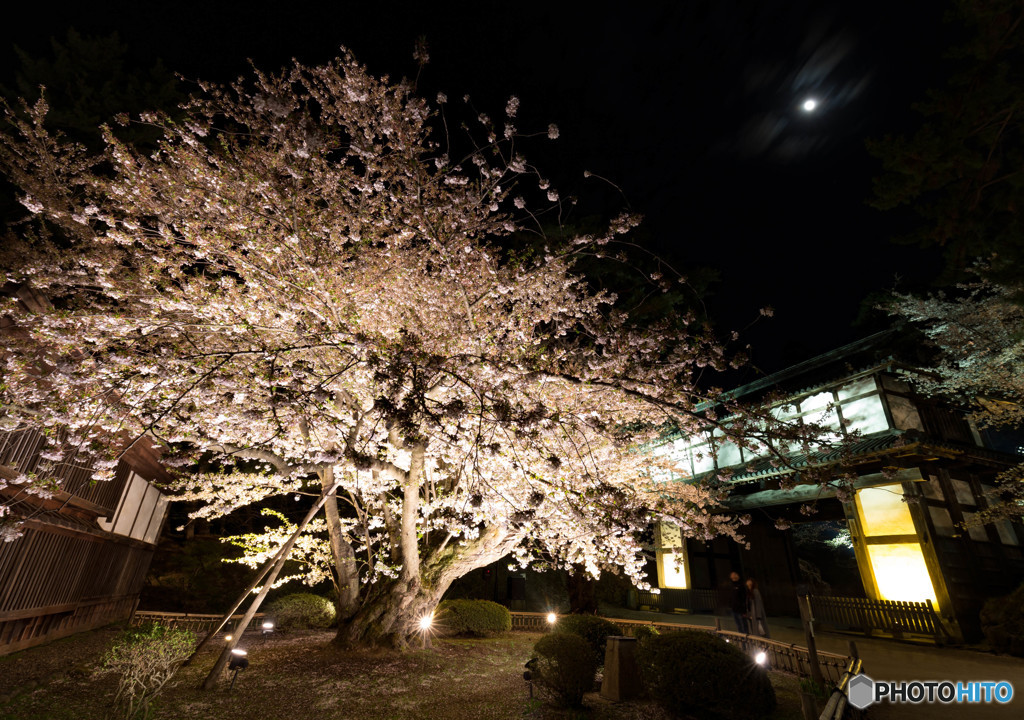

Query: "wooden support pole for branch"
<box><xmin>183</xmin><ymin>546</ymin><xmax>281</xmax><ymax>665</ymax></box>
<box><xmin>797</xmin><ymin>594</ymin><xmax>825</xmax><ymax>687</ymax></box>
<box><xmin>198</xmin><ymin>479</ymin><xmax>341</xmax><ymax>690</ymax></box>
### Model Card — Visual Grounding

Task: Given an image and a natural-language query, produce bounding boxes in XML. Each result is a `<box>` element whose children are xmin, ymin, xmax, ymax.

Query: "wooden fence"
<box><xmin>131</xmin><ymin>610</ymin><xmax>266</xmax><ymax>636</ymax></box>
<box><xmin>809</xmin><ymin>595</ymin><xmax>951</xmax><ymax>644</ymax></box>
<box><xmin>510</xmin><ymin>612</ymin><xmax>854</xmax><ymax>685</ymax></box>
<box><xmin>634</xmin><ymin>587</ymin><xmax>719</xmax><ymax>614</ymax></box>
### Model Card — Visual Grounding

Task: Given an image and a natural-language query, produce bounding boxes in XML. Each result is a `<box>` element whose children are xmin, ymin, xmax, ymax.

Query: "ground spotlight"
<box><xmin>228</xmin><ymin>648</ymin><xmax>249</xmax><ymax>691</ymax></box>
<box><xmin>419</xmin><ymin>614</ymin><xmax>433</xmax><ymax>631</ymax></box>
<box><xmin>546</xmin><ymin>612</ymin><xmax>557</xmax><ymax>625</ymax></box>
<box><xmin>262</xmin><ymin>620</ymin><xmax>275</xmax><ymax>634</ymax></box>
<box><xmin>754</xmin><ymin>650</ymin><xmax>767</xmax><ymax>665</ymax></box>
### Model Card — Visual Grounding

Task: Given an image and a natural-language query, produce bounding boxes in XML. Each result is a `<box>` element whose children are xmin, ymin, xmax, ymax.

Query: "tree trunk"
<box><xmin>319</xmin><ymin>467</ymin><xmax>360</xmax><ymax>620</ymax></box>
<box><xmin>333</xmin><ymin>525</ymin><xmax>518</xmax><ymax>648</ymax></box>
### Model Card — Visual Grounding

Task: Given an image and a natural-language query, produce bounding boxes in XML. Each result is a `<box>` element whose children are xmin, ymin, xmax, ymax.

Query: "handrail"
<box><xmin>131</xmin><ymin>610</ymin><xmax>265</xmax><ymax>635</ymax></box>
<box><xmin>510</xmin><ymin>612</ymin><xmax>856</xmax><ymax>684</ymax></box>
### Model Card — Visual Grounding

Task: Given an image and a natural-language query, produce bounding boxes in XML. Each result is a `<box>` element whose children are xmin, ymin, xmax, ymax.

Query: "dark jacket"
<box><xmin>731</xmin><ymin>580</ymin><xmax>747</xmax><ymax>613</ymax></box>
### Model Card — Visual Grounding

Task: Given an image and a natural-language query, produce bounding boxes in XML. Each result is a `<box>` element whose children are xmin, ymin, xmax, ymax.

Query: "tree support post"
<box><xmin>199</xmin><ymin>479</ymin><xmax>341</xmax><ymax>689</ymax></box>
<box><xmin>797</xmin><ymin>594</ymin><xmax>825</xmax><ymax>687</ymax></box>
<box><xmin>184</xmin><ymin>550</ymin><xmax>279</xmax><ymax>665</ymax></box>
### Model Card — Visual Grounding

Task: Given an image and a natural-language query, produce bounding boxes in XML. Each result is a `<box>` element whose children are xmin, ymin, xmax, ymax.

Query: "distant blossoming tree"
<box><xmin>890</xmin><ymin>280</ymin><xmax>1024</xmax><ymax>522</ymax></box>
<box><xmin>0</xmin><ymin>52</ymin><xmax>826</xmax><ymax>648</ymax></box>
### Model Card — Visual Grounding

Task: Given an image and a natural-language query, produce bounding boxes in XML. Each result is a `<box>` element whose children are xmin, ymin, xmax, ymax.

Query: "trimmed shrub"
<box><xmin>265</xmin><ymin>592</ymin><xmax>336</xmax><ymax>630</ymax></box>
<box><xmin>632</xmin><ymin>624</ymin><xmax>660</xmax><ymax>643</ymax></box>
<box><xmin>553</xmin><ymin>614</ymin><xmax>621</xmax><ymax>664</ymax></box>
<box><xmin>105</xmin><ymin>623</ymin><xmax>196</xmax><ymax>720</ymax></box>
<box><xmin>980</xmin><ymin>584</ymin><xmax>1024</xmax><ymax>657</ymax></box>
<box><xmin>636</xmin><ymin>630</ymin><xmax>776</xmax><ymax>720</ymax></box>
<box><xmin>436</xmin><ymin>599</ymin><xmax>512</xmax><ymax>637</ymax></box>
<box><xmin>530</xmin><ymin>632</ymin><xmax>598</xmax><ymax>707</ymax></box>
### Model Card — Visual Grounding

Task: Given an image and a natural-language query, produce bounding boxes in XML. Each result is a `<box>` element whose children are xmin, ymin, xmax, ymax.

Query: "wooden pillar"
<box><xmin>600</xmin><ymin>636</ymin><xmax>642</xmax><ymax>701</ymax></box>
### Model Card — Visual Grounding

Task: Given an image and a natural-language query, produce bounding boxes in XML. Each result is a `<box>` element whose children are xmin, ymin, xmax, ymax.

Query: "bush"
<box><xmin>530</xmin><ymin>632</ymin><xmax>598</xmax><ymax>707</ymax></box>
<box><xmin>553</xmin><ymin>614</ymin><xmax>622</xmax><ymax>664</ymax></box>
<box><xmin>980</xmin><ymin>584</ymin><xmax>1024</xmax><ymax>656</ymax></box>
<box><xmin>636</xmin><ymin>631</ymin><xmax>776</xmax><ymax>720</ymax></box>
<box><xmin>436</xmin><ymin>599</ymin><xmax>512</xmax><ymax>636</ymax></box>
<box><xmin>632</xmin><ymin>624</ymin><xmax>659</xmax><ymax>643</ymax></box>
<box><xmin>105</xmin><ymin>623</ymin><xmax>196</xmax><ymax>720</ymax></box>
<box><xmin>265</xmin><ymin>592</ymin><xmax>336</xmax><ymax>630</ymax></box>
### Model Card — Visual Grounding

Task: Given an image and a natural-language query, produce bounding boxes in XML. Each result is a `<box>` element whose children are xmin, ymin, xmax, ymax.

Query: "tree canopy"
<box><xmin>0</xmin><ymin>52</ymin><xmax>826</xmax><ymax>645</ymax></box>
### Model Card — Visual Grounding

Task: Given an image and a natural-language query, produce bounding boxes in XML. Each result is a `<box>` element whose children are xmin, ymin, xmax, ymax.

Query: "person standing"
<box><xmin>729</xmin><ymin>571</ymin><xmax>748</xmax><ymax>634</ymax></box>
<box><xmin>746</xmin><ymin>577</ymin><xmax>770</xmax><ymax>638</ymax></box>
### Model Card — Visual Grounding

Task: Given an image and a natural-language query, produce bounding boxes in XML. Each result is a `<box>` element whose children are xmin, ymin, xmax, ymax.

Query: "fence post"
<box><xmin>797</xmin><ymin>595</ymin><xmax>825</xmax><ymax>687</ymax></box>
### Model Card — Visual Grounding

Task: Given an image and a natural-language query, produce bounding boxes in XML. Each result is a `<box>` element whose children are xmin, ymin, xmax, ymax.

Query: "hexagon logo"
<box><xmin>847</xmin><ymin>674</ymin><xmax>875</xmax><ymax>710</ymax></box>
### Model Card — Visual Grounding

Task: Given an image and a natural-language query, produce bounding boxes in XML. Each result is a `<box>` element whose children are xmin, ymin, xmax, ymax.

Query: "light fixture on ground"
<box><xmin>228</xmin><ymin>648</ymin><xmax>249</xmax><ymax>691</ymax></box>
<box><xmin>262</xmin><ymin>620</ymin><xmax>274</xmax><ymax>634</ymax></box>
<box><xmin>754</xmin><ymin>650</ymin><xmax>767</xmax><ymax>665</ymax></box>
<box><xmin>546</xmin><ymin>612</ymin><xmax>557</xmax><ymax>625</ymax></box>
<box><xmin>419</xmin><ymin>613</ymin><xmax>433</xmax><ymax>649</ymax></box>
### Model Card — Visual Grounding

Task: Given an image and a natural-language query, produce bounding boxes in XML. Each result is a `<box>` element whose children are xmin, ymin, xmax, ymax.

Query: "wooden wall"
<box><xmin>0</xmin><ymin>521</ymin><xmax>155</xmax><ymax>654</ymax></box>
<box><xmin>911</xmin><ymin>464</ymin><xmax>1024</xmax><ymax>641</ymax></box>
<box><xmin>0</xmin><ymin>426</ymin><xmax>168</xmax><ymax>655</ymax></box>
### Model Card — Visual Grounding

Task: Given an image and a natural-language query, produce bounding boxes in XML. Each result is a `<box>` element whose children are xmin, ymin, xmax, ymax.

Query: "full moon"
<box><xmin>802</xmin><ymin>99</ymin><xmax>818</xmax><ymax>112</ymax></box>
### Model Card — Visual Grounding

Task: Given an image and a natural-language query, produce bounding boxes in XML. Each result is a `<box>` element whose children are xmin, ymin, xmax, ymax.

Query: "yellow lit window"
<box><xmin>659</xmin><ymin>551</ymin><xmax>688</xmax><ymax>589</ymax></box>
<box><xmin>866</xmin><ymin>543</ymin><xmax>937</xmax><ymax>605</ymax></box>
<box><xmin>857</xmin><ymin>484</ymin><xmax>916</xmax><ymax>536</ymax></box>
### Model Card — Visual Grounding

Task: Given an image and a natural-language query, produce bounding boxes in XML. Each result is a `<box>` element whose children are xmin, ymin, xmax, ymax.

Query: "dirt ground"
<box><xmin>0</xmin><ymin>626</ymin><xmax>803</xmax><ymax>720</ymax></box>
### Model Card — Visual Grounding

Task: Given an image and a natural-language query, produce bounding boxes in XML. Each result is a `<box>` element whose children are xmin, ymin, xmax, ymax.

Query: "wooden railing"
<box><xmin>131</xmin><ymin>610</ymin><xmax>265</xmax><ymax>635</ymax></box>
<box><xmin>809</xmin><ymin>595</ymin><xmax>951</xmax><ymax>644</ymax></box>
<box><xmin>510</xmin><ymin>612</ymin><xmax>855</xmax><ymax>684</ymax></box>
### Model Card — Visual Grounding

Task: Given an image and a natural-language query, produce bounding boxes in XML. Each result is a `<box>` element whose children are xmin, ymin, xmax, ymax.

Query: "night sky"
<box><xmin>2</xmin><ymin>0</ymin><xmax>959</xmax><ymax>374</ymax></box>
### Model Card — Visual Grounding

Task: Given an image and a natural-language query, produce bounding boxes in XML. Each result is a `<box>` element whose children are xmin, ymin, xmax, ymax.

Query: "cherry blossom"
<box><xmin>0</xmin><ymin>52</ymin><xmax>828</xmax><ymax>646</ymax></box>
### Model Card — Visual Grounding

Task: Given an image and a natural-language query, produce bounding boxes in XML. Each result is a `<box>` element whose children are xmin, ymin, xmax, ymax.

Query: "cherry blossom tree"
<box><xmin>890</xmin><ymin>280</ymin><xmax>1024</xmax><ymax>522</ymax></box>
<box><xmin>0</xmin><ymin>52</ymin><xmax>826</xmax><ymax>651</ymax></box>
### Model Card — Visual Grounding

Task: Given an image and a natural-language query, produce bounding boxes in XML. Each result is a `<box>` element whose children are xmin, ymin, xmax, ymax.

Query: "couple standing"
<box><xmin>730</xmin><ymin>571</ymin><xmax>769</xmax><ymax>637</ymax></box>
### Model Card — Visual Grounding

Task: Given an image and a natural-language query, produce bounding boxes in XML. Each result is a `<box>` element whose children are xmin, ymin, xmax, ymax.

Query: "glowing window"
<box><xmin>656</xmin><ymin>522</ymin><xmax>687</xmax><ymax>589</ymax></box>
<box><xmin>866</xmin><ymin>543</ymin><xmax>937</xmax><ymax>605</ymax></box>
<box><xmin>659</xmin><ymin>551</ymin><xmax>688</xmax><ymax>589</ymax></box>
<box><xmin>840</xmin><ymin>395</ymin><xmax>889</xmax><ymax>434</ymax></box>
<box><xmin>857</xmin><ymin>485</ymin><xmax>915</xmax><ymax>537</ymax></box>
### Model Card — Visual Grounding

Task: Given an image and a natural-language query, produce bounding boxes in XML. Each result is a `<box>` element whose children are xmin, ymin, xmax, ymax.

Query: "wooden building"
<box><xmin>0</xmin><ymin>284</ymin><xmax>170</xmax><ymax>654</ymax></box>
<box><xmin>648</xmin><ymin>334</ymin><xmax>1024</xmax><ymax>642</ymax></box>
<box><xmin>0</xmin><ymin>431</ymin><xmax>169</xmax><ymax>654</ymax></box>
